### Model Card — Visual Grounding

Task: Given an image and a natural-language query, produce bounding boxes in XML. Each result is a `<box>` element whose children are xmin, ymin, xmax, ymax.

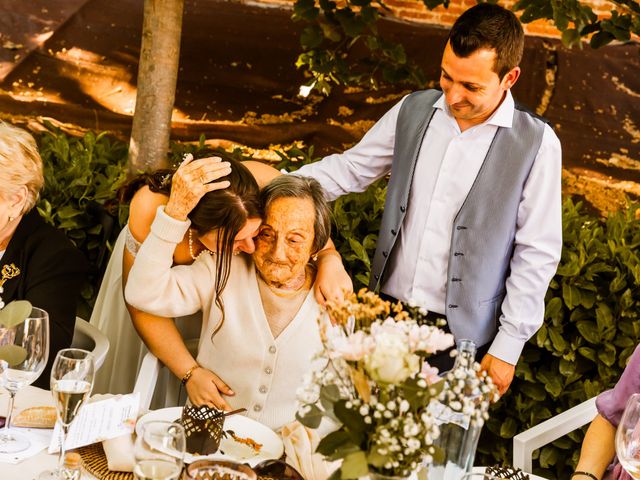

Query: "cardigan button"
<box><xmin>400</xmin><ymin>205</ymin><xmax>406</xmax><ymax>212</ymax></box>
<box><xmin>374</xmin><ymin>274</ymin><xmax>380</xmax><ymax>280</ymax></box>
<box><xmin>391</xmin><ymin>229</ymin><xmax>397</xmax><ymax>236</ymax></box>
<box><xmin>259</xmin><ymin>385</ymin><xmax>268</xmax><ymax>394</ymax></box>
<box><xmin>382</xmin><ymin>251</ymin><xmax>388</xmax><ymax>258</ymax></box>
<box><xmin>269</xmin><ymin>345</ymin><xmax>276</xmax><ymax>354</ymax></box>
<box><xmin>264</xmin><ymin>367</ymin><xmax>272</xmax><ymax>375</ymax></box>
<box><xmin>254</xmin><ymin>404</ymin><xmax>262</xmax><ymax>412</ymax></box>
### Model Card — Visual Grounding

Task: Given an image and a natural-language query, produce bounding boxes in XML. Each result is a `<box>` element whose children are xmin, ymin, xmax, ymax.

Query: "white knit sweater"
<box><xmin>125</xmin><ymin>206</ymin><xmax>323</xmax><ymax>431</ymax></box>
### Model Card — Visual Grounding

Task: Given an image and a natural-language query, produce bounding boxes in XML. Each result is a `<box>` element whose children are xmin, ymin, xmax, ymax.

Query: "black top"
<box><xmin>1</xmin><ymin>209</ymin><xmax>88</xmax><ymax>389</ymax></box>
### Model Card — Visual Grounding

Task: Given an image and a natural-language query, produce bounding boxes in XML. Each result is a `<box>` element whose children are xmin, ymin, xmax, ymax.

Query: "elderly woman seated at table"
<box><xmin>125</xmin><ymin>174</ymin><xmax>332</xmax><ymax>431</ymax></box>
<box><xmin>573</xmin><ymin>344</ymin><xmax>640</xmax><ymax>480</ymax></box>
<box><xmin>0</xmin><ymin>122</ymin><xmax>87</xmax><ymax>389</ymax></box>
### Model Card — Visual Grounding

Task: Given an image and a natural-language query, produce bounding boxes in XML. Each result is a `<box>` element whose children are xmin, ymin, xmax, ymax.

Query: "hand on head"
<box><xmin>164</xmin><ymin>154</ymin><xmax>232</xmax><ymax>221</ymax></box>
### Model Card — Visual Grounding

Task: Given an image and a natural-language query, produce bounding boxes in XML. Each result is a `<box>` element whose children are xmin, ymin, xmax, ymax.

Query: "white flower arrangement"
<box><xmin>296</xmin><ymin>289</ymin><xmax>496</xmax><ymax>479</ymax></box>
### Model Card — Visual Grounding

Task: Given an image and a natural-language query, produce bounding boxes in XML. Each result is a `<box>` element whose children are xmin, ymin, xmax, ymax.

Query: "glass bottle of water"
<box><xmin>427</xmin><ymin>339</ymin><xmax>490</xmax><ymax>480</ymax></box>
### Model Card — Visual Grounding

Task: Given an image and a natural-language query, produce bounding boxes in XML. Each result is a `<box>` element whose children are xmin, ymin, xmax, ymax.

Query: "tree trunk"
<box><xmin>128</xmin><ymin>0</ymin><xmax>185</xmax><ymax>175</ymax></box>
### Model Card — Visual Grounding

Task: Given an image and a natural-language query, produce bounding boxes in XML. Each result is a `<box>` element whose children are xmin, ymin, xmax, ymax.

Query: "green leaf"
<box><xmin>0</xmin><ymin>300</ymin><xmax>33</xmax><ymax>328</ymax></box>
<box><xmin>499</xmin><ymin>417</ymin><xmax>517</xmax><ymax>438</ymax></box>
<box><xmin>340</xmin><ymin>451</ymin><xmax>369</xmax><ymax>479</ymax></box>
<box><xmin>320</xmin><ymin>384</ymin><xmax>341</xmax><ymax>407</ymax></box>
<box><xmin>317</xmin><ymin>430</ymin><xmax>355</xmax><ymax>456</ymax></box>
<box><xmin>0</xmin><ymin>344</ymin><xmax>28</xmax><ymax>367</ymax></box>
<box><xmin>296</xmin><ymin>404</ymin><xmax>324</xmax><ymax>429</ymax></box>
<box><xmin>301</xmin><ymin>25</ymin><xmax>324</xmax><ymax>49</ymax></box>
<box><xmin>576</xmin><ymin>321</ymin><xmax>600</xmax><ymax>344</ymax></box>
<box><xmin>333</xmin><ymin>400</ymin><xmax>367</xmax><ymax>445</ymax></box>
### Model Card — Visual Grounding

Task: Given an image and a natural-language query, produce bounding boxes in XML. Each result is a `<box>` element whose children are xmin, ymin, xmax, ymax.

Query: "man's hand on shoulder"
<box><xmin>480</xmin><ymin>353</ymin><xmax>515</xmax><ymax>396</ymax></box>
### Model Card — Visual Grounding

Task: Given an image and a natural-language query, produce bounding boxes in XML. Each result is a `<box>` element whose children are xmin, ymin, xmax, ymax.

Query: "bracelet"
<box><xmin>181</xmin><ymin>364</ymin><xmax>200</xmax><ymax>385</ymax></box>
<box><xmin>571</xmin><ymin>472</ymin><xmax>598</xmax><ymax>480</ymax></box>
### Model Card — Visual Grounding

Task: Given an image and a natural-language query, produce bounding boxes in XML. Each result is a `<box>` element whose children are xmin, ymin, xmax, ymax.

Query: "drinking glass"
<box><xmin>616</xmin><ymin>393</ymin><xmax>640</xmax><ymax>479</ymax></box>
<box><xmin>0</xmin><ymin>306</ymin><xmax>49</xmax><ymax>453</ymax></box>
<box><xmin>134</xmin><ymin>420</ymin><xmax>186</xmax><ymax>480</ymax></box>
<box><xmin>38</xmin><ymin>348</ymin><xmax>95</xmax><ymax>480</ymax></box>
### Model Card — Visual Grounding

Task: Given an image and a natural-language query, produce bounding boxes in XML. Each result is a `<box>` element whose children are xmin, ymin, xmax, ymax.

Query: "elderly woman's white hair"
<box><xmin>0</xmin><ymin>122</ymin><xmax>44</xmax><ymax>214</ymax></box>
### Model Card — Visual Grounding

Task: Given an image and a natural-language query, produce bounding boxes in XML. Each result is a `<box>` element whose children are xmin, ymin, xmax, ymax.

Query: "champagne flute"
<box><xmin>616</xmin><ymin>393</ymin><xmax>640</xmax><ymax>479</ymax></box>
<box><xmin>134</xmin><ymin>420</ymin><xmax>186</xmax><ymax>480</ymax></box>
<box><xmin>0</xmin><ymin>305</ymin><xmax>49</xmax><ymax>453</ymax></box>
<box><xmin>38</xmin><ymin>348</ymin><xmax>94</xmax><ymax>480</ymax></box>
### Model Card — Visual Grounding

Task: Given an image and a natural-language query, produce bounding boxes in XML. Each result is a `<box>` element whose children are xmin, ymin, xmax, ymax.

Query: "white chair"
<box><xmin>512</xmin><ymin>396</ymin><xmax>598</xmax><ymax>473</ymax></box>
<box><xmin>71</xmin><ymin>316</ymin><xmax>110</xmax><ymax>371</ymax></box>
<box><xmin>133</xmin><ymin>338</ymin><xmax>199</xmax><ymax>412</ymax></box>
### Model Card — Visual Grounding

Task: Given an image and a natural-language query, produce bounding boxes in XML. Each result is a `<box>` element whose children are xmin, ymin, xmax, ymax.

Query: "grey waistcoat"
<box><xmin>369</xmin><ymin>89</ymin><xmax>546</xmax><ymax>347</ymax></box>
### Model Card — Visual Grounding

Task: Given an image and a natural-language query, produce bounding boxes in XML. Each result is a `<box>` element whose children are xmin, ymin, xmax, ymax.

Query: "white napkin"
<box><xmin>102</xmin><ymin>433</ymin><xmax>135</xmax><ymax>472</ymax></box>
<box><xmin>281</xmin><ymin>421</ymin><xmax>339</xmax><ymax>480</ymax></box>
<box><xmin>90</xmin><ymin>394</ymin><xmax>136</xmax><ymax>472</ymax></box>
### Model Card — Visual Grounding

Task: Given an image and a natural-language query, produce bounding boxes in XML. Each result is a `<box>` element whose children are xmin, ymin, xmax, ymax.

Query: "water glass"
<box><xmin>134</xmin><ymin>420</ymin><xmax>186</xmax><ymax>480</ymax></box>
<box><xmin>616</xmin><ymin>393</ymin><xmax>640</xmax><ymax>479</ymax></box>
<box><xmin>0</xmin><ymin>305</ymin><xmax>49</xmax><ymax>453</ymax></box>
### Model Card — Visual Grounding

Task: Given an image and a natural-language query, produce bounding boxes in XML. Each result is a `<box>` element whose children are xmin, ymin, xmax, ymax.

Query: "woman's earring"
<box><xmin>8</xmin><ymin>216</ymin><xmax>13</xmax><ymax>222</ymax></box>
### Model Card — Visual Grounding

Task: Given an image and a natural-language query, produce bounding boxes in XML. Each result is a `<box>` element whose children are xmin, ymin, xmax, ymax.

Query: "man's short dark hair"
<box><xmin>448</xmin><ymin>3</ymin><xmax>524</xmax><ymax>79</ymax></box>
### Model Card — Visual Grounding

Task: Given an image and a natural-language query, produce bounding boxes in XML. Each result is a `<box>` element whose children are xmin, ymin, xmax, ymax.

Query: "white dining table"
<box><xmin>0</xmin><ymin>386</ymin><xmax>100</xmax><ymax>480</ymax></box>
<box><xmin>2</xmin><ymin>386</ymin><xmax>548</xmax><ymax>480</ymax></box>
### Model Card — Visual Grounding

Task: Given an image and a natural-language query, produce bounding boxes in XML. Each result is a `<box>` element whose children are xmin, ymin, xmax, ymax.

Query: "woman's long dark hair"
<box><xmin>120</xmin><ymin>151</ymin><xmax>262</xmax><ymax>333</ymax></box>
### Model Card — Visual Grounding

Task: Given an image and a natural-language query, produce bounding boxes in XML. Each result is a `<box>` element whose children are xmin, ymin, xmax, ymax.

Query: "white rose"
<box><xmin>364</xmin><ymin>332</ymin><xmax>420</xmax><ymax>384</ymax></box>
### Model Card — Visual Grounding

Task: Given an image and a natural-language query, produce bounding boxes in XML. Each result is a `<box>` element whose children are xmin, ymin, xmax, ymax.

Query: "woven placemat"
<box><xmin>77</xmin><ymin>443</ymin><xmax>134</xmax><ymax>480</ymax></box>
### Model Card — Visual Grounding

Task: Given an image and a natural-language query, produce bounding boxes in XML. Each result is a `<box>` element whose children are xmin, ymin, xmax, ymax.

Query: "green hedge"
<box><xmin>36</xmin><ymin>132</ymin><xmax>640</xmax><ymax>476</ymax></box>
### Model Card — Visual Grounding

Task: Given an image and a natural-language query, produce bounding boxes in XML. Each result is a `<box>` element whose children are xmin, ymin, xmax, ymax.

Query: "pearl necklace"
<box><xmin>188</xmin><ymin>229</ymin><xmax>214</xmax><ymax>261</ymax></box>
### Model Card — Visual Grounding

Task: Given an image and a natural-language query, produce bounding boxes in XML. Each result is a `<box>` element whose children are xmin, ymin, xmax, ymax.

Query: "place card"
<box><xmin>48</xmin><ymin>393</ymin><xmax>140</xmax><ymax>453</ymax></box>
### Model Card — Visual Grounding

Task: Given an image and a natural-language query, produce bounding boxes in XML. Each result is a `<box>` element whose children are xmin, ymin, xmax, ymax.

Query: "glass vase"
<box><xmin>428</xmin><ymin>339</ymin><xmax>488</xmax><ymax>480</ymax></box>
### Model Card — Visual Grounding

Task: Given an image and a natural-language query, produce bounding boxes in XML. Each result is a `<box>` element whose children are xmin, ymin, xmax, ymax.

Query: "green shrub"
<box><xmin>477</xmin><ymin>198</ymin><xmax>640</xmax><ymax>479</ymax></box>
<box><xmin>36</xmin><ymin>125</ymin><xmax>129</xmax><ymax>317</ymax></box>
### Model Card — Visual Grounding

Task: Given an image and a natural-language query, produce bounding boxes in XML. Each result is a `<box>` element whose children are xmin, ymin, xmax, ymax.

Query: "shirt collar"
<box><xmin>434</xmin><ymin>89</ymin><xmax>515</xmax><ymax>129</ymax></box>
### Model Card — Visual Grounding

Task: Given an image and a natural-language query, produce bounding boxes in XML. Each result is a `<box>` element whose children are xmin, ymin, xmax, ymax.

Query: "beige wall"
<box><xmin>249</xmin><ymin>0</ymin><xmax>618</xmax><ymax>39</ymax></box>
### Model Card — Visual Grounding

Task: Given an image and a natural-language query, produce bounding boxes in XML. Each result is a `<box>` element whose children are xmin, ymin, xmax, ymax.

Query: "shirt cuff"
<box><xmin>150</xmin><ymin>206</ymin><xmax>191</xmax><ymax>244</ymax></box>
<box><xmin>487</xmin><ymin>330</ymin><xmax>525</xmax><ymax>365</ymax></box>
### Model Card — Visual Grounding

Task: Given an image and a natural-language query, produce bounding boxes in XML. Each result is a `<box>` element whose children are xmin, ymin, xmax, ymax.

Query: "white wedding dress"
<box><xmin>90</xmin><ymin>226</ymin><xmax>201</xmax><ymax>408</ymax></box>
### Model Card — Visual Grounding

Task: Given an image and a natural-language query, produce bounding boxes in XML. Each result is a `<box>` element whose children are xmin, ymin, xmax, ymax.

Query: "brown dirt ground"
<box><xmin>0</xmin><ymin>0</ymin><xmax>638</xmax><ymax>214</ymax></box>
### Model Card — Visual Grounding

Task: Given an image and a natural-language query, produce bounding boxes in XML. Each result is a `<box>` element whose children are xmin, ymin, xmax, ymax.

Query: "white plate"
<box><xmin>136</xmin><ymin>407</ymin><xmax>284</xmax><ymax>467</ymax></box>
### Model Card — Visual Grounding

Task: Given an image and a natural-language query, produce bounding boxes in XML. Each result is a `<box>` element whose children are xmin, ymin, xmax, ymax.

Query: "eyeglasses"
<box><xmin>252</xmin><ymin>459</ymin><xmax>304</xmax><ymax>480</ymax></box>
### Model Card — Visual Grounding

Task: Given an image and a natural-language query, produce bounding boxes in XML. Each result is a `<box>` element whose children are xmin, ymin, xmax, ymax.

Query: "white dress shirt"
<box><xmin>296</xmin><ymin>90</ymin><xmax>562</xmax><ymax>364</ymax></box>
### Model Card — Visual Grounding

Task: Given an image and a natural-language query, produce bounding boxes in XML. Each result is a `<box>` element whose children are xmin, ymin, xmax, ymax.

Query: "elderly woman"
<box><xmin>0</xmin><ymin>122</ymin><xmax>87</xmax><ymax>388</ymax></box>
<box><xmin>125</xmin><ymin>175</ymin><xmax>331</xmax><ymax>430</ymax></box>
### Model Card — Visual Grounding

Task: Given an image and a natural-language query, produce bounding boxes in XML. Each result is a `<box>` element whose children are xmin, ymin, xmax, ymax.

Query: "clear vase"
<box><xmin>427</xmin><ymin>339</ymin><xmax>488</xmax><ymax>480</ymax></box>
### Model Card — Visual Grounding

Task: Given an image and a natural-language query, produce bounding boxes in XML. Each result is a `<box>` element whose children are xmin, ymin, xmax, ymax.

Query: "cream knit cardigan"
<box><xmin>125</xmin><ymin>206</ymin><xmax>323</xmax><ymax>431</ymax></box>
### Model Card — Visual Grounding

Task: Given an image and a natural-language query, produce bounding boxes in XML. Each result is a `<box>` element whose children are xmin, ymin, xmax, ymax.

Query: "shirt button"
<box><xmin>264</xmin><ymin>367</ymin><xmax>272</xmax><ymax>374</ymax></box>
<box><xmin>269</xmin><ymin>345</ymin><xmax>276</xmax><ymax>354</ymax></box>
<box><xmin>254</xmin><ymin>404</ymin><xmax>262</xmax><ymax>412</ymax></box>
<box><xmin>259</xmin><ymin>385</ymin><xmax>268</xmax><ymax>394</ymax></box>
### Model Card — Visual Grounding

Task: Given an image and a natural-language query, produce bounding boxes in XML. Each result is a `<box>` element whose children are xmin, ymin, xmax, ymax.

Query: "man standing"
<box><xmin>295</xmin><ymin>3</ymin><xmax>562</xmax><ymax>395</ymax></box>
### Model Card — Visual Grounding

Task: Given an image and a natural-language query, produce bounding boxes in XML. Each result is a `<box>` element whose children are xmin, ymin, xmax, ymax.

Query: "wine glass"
<box><xmin>616</xmin><ymin>393</ymin><xmax>640</xmax><ymax>479</ymax></box>
<box><xmin>0</xmin><ymin>305</ymin><xmax>49</xmax><ymax>453</ymax></box>
<box><xmin>38</xmin><ymin>348</ymin><xmax>94</xmax><ymax>480</ymax></box>
<box><xmin>134</xmin><ymin>420</ymin><xmax>186</xmax><ymax>480</ymax></box>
